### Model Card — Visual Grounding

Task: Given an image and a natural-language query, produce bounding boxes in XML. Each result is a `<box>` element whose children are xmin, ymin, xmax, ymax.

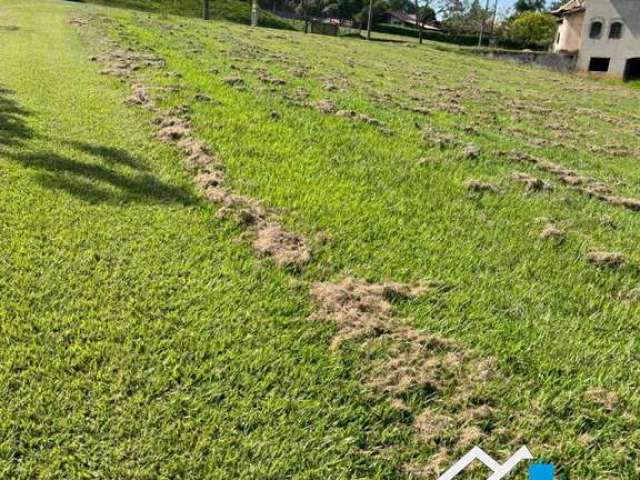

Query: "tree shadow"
<box><xmin>2</xmin><ymin>85</ymin><xmax>195</xmax><ymax>206</ymax></box>
<box><xmin>65</xmin><ymin>140</ymin><xmax>149</xmax><ymax>171</ymax></box>
<box><xmin>0</xmin><ymin>86</ymin><xmax>34</xmax><ymax>148</ymax></box>
<box><xmin>8</xmin><ymin>150</ymin><xmax>196</xmax><ymax>206</ymax></box>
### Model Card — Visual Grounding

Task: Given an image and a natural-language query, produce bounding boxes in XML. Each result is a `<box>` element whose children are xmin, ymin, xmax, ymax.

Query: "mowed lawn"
<box><xmin>2</xmin><ymin>0</ymin><xmax>640</xmax><ymax>478</ymax></box>
<box><xmin>0</xmin><ymin>2</ymin><xmax>414</xmax><ymax>479</ymax></box>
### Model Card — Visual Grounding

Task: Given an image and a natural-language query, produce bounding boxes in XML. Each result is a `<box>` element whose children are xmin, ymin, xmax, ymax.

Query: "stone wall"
<box><xmin>477</xmin><ymin>50</ymin><xmax>578</xmax><ymax>74</ymax></box>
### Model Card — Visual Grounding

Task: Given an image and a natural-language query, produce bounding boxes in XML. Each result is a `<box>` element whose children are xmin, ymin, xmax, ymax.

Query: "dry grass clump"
<box><xmin>586</xmin><ymin>251</ymin><xmax>625</xmax><ymax>269</ymax></box>
<box><xmin>313</xmin><ymin>98</ymin><xmax>337</xmax><ymax>114</ymax></box>
<box><xmin>336</xmin><ymin>109</ymin><xmax>384</xmax><ymax>127</ymax></box>
<box><xmin>223</xmin><ymin>75</ymin><xmax>244</xmax><ymax>86</ymax></box>
<box><xmin>258</xmin><ymin>74</ymin><xmax>286</xmax><ymax>85</ymax></box>
<box><xmin>422</xmin><ymin>125</ymin><xmax>456</xmax><ymax>149</ymax></box>
<box><xmin>585</xmin><ymin>388</ymin><xmax>619</xmax><ymax>411</ymax></box>
<box><xmin>93</xmin><ymin>33</ymin><xmax>310</xmax><ymax>271</ymax></box>
<box><xmin>510</xmin><ymin>171</ymin><xmax>552</xmax><ymax>193</ymax></box>
<box><xmin>462</xmin><ymin>144</ymin><xmax>479</xmax><ymax>159</ymax></box>
<box><xmin>617</xmin><ymin>288</ymin><xmax>640</xmax><ymax>303</ymax></box>
<box><xmin>310</xmin><ymin>277</ymin><xmax>499</xmax><ymax>475</ymax></box>
<box><xmin>124</xmin><ymin>83</ymin><xmax>151</xmax><ymax>107</ymax></box>
<box><xmin>466</xmin><ymin>179</ymin><xmax>501</xmax><ymax>194</ymax></box>
<box><xmin>539</xmin><ymin>223</ymin><xmax>564</xmax><ymax>241</ymax></box>
<box><xmin>252</xmin><ymin>223</ymin><xmax>311</xmax><ymax>269</ymax></box>
<box><xmin>504</xmin><ymin>151</ymin><xmax>640</xmax><ymax>212</ymax></box>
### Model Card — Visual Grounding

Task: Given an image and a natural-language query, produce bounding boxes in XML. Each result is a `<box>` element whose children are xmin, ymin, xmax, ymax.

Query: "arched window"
<box><xmin>590</xmin><ymin>21</ymin><xmax>603</xmax><ymax>39</ymax></box>
<box><xmin>609</xmin><ymin>22</ymin><xmax>623</xmax><ymax>39</ymax></box>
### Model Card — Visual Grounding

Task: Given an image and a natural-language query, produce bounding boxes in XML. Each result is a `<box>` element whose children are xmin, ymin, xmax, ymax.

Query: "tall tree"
<box><xmin>413</xmin><ymin>0</ymin><xmax>434</xmax><ymax>44</ymax></box>
<box><xmin>439</xmin><ymin>0</ymin><xmax>490</xmax><ymax>34</ymax></box>
<box><xmin>514</xmin><ymin>0</ymin><xmax>546</xmax><ymax>13</ymax></box>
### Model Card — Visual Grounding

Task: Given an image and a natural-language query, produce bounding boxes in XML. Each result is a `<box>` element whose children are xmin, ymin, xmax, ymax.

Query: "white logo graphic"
<box><xmin>437</xmin><ymin>446</ymin><xmax>533</xmax><ymax>480</ymax></box>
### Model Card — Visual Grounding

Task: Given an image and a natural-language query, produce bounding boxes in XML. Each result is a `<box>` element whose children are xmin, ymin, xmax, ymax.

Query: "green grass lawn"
<box><xmin>2</xmin><ymin>0</ymin><xmax>640</xmax><ymax>478</ymax></box>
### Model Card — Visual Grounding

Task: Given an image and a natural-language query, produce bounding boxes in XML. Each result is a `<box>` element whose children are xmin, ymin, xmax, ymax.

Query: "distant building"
<box><xmin>381</xmin><ymin>11</ymin><xmax>442</xmax><ymax>32</ymax></box>
<box><xmin>552</xmin><ymin>0</ymin><xmax>640</xmax><ymax>80</ymax></box>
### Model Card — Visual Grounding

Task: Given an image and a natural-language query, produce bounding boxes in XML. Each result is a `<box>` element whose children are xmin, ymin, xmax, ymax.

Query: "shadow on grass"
<box><xmin>65</xmin><ymin>140</ymin><xmax>149</xmax><ymax>171</ymax></box>
<box><xmin>9</xmin><ymin>150</ymin><xmax>195</xmax><ymax>205</ymax></box>
<box><xmin>0</xmin><ymin>86</ymin><xmax>33</xmax><ymax>147</ymax></box>
<box><xmin>2</xmin><ymin>87</ymin><xmax>194</xmax><ymax>205</ymax></box>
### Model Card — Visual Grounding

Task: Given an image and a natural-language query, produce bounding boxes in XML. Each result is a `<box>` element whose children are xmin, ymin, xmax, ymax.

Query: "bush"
<box><xmin>372</xmin><ymin>22</ymin><xmax>549</xmax><ymax>50</ymax></box>
<box><xmin>504</xmin><ymin>11</ymin><xmax>556</xmax><ymax>48</ymax></box>
<box><xmin>372</xmin><ymin>23</ymin><xmax>488</xmax><ymax>46</ymax></box>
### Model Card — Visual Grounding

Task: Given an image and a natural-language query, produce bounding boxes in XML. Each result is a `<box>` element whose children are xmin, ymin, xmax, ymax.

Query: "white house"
<box><xmin>552</xmin><ymin>0</ymin><xmax>640</xmax><ymax>80</ymax></box>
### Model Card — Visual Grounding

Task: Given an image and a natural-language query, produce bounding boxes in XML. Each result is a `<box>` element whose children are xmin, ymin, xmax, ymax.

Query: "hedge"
<box><xmin>372</xmin><ymin>23</ymin><xmax>549</xmax><ymax>51</ymax></box>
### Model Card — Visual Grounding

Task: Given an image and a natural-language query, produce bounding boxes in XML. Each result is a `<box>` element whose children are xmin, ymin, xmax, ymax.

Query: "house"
<box><xmin>381</xmin><ymin>11</ymin><xmax>442</xmax><ymax>32</ymax></box>
<box><xmin>552</xmin><ymin>0</ymin><xmax>640</xmax><ymax>80</ymax></box>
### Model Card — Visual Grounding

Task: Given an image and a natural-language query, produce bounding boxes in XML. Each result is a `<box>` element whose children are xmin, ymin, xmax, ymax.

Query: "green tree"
<box><xmin>514</xmin><ymin>0</ymin><xmax>546</xmax><ymax>13</ymax></box>
<box><xmin>440</xmin><ymin>0</ymin><xmax>490</xmax><ymax>34</ymax></box>
<box><xmin>505</xmin><ymin>11</ymin><xmax>556</xmax><ymax>45</ymax></box>
<box><xmin>413</xmin><ymin>0</ymin><xmax>435</xmax><ymax>43</ymax></box>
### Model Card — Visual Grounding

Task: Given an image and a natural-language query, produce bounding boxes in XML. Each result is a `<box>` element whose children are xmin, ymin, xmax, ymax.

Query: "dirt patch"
<box><xmin>617</xmin><ymin>288</ymin><xmax>640</xmax><ymax>303</ymax></box>
<box><xmin>503</xmin><ymin>151</ymin><xmax>640</xmax><ymax>212</ymax></box>
<box><xmin>585</xmin><ymin>388</ymin><xmax>619</xmax><ymax>411</ymax></box>
<box><xmin>462</xmin><ymin>144</ymin><xmax>479</xmax><ymax>159</ymax></box>
<box><xmin>156</xmin><ymin>123</ymin><xmax>190</xmax><ymax>142</ymax></box>
<box><xmin>194</xmin><ymin>93</ymin><xmax>214</xmax><ymax>103</ymax></box>
<box><xmin>125</xmin><ymin>84</ymin><xmax>152</xmax><ymax>107</ymax></box>
<box><xmin>336</xmin><ymin>109</ymin><xmax>384</xmax><ymax>128</ymax></box>
<box><xmin>510</xmin><ymin>172</ymin><xmax>552</xmax><ymax>193</ymax></box>
<box><xmin>310</xmin><ymin>277</ymin><xmax>428</xmax><ymax>348</ymax></box>
<box><xmin>310</xmin><ymin>277</ymin><xmax>499</xmax><ymax>474</ymax></box>
<box><xmin>89</xmin><ymin>43</ymin><xmax>165</xmax><ymax>80</ymax></box>
<box><xmin>178</xmin><ymin>137</ymin><xmax>216</xmax><ymax>171</ymax></box>
<box><xmin>252</xmin><ymin>223</ymin><xmax>310</xmax><ymax>269</ymax></box>
<box><xmin>586</xmin><ymin>251</ymin><xmax>625</xmax><ymax>269</ymax></box>
<box><xmin>414</xmin><ymin>410</ymin><xmax>454</xmax><ymax>445</ymax></box>
<box><xmin>408</xmin><ymin>106</ymin><xmax>431</xmax><ymax>115</ymax></box>
<box><xmin>313</xmin><ymin>98</ymin><xmax>337</xmax><ymax>114</ymax></box>
<box><xmin>223</xmin><ymin>76</ymin><xmax>244</xmax><ymax>87</ymax></box>
<box><xmin>322</xmin><ymin>80</ymin><xmax>339</xmax><ymax>92</ymax></box>
<box><xmin>422</xmin><ymin>126</ymin><xmax>456</xmax><ymax>150</ymax></box>
<box><xmin>258</xmin><ymin>74</ymin><xmax>286</xmax><ymax>86</ymax></box>
<box><xmin>539</xmin><ymin>223</ymin><xmax>564</xmax><ymax>241</ymax></box>
<box><xmin>466</xmin><ymin>179</ymin><xmax>501</xmax><ymax>194</ymax></box>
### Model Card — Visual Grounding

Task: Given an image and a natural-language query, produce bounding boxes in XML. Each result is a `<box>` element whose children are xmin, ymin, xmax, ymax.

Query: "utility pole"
<box><xmin>366</xmin><ymin>0</ymin><xmax>373</xmax><ymax>40</ymax></box>
<box><xmin>251</xmin><ymin>0</ymin><xmax>259</xmax><ymax>26</ymax></box>
<box><xmin>478</xmin><ymin>0</ymin><xmax>490</xmax><ymax>47</ymax></box>
<box><xmin>202</xmin><ymin>0</ymin><xmax>210</xmax><ymax>20</ymax></box>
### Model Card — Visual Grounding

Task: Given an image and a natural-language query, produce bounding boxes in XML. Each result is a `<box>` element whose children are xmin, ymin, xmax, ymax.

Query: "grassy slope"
<box><xmin>90</xmin><ymin>6</ymin><xmax>640</xmax><ymax>478</ymax></box>
<box><xmin>2</xmin><ymin>0</ymin><xmax>640</xmax><ymax>478</ymax></box>
<box><xmin>81</xmin><ymin>0</ymin><xmax>296</xmax><ymax>29</ymax></box>
<box><xmin>0</xmin><ymin>2</ymin><xmax>410</xmax><ymax>478</ymax></box>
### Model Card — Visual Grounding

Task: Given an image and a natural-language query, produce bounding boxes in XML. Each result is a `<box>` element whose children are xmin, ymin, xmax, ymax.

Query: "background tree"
<box><xmin>357</xmin><ymin>0</ymin><xmax>389</xmax><ymax>25</ymax></box>
<box><xmin>439</xmin><ymin>0</ymin><xmax>490</xmax><ymax>34</ymax></box>
<box><xmin>413</xmin><ymin>0</ymin><xmax>435</xmax><ymax>43</ymax></box>
<box><xmin>547</xmin><ymin>0</ymin><xmax>565</xmax><ymax>10</ymax></box>
<box><xmin>504</xmin><ymin>10</ymin><xmax>556</xmax><ymax>45</ymax></box>
<box><xmin>514</xmin><ymin>0</ymin><xmax>546</xmax><ymax>13</ymax></box>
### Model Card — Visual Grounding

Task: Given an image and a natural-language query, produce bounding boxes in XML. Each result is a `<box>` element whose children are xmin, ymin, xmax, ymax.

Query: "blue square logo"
<box><xmin>529</xmin><ymin>463</ymin><xmax>554</xmax><ymax>480</ymax></box>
